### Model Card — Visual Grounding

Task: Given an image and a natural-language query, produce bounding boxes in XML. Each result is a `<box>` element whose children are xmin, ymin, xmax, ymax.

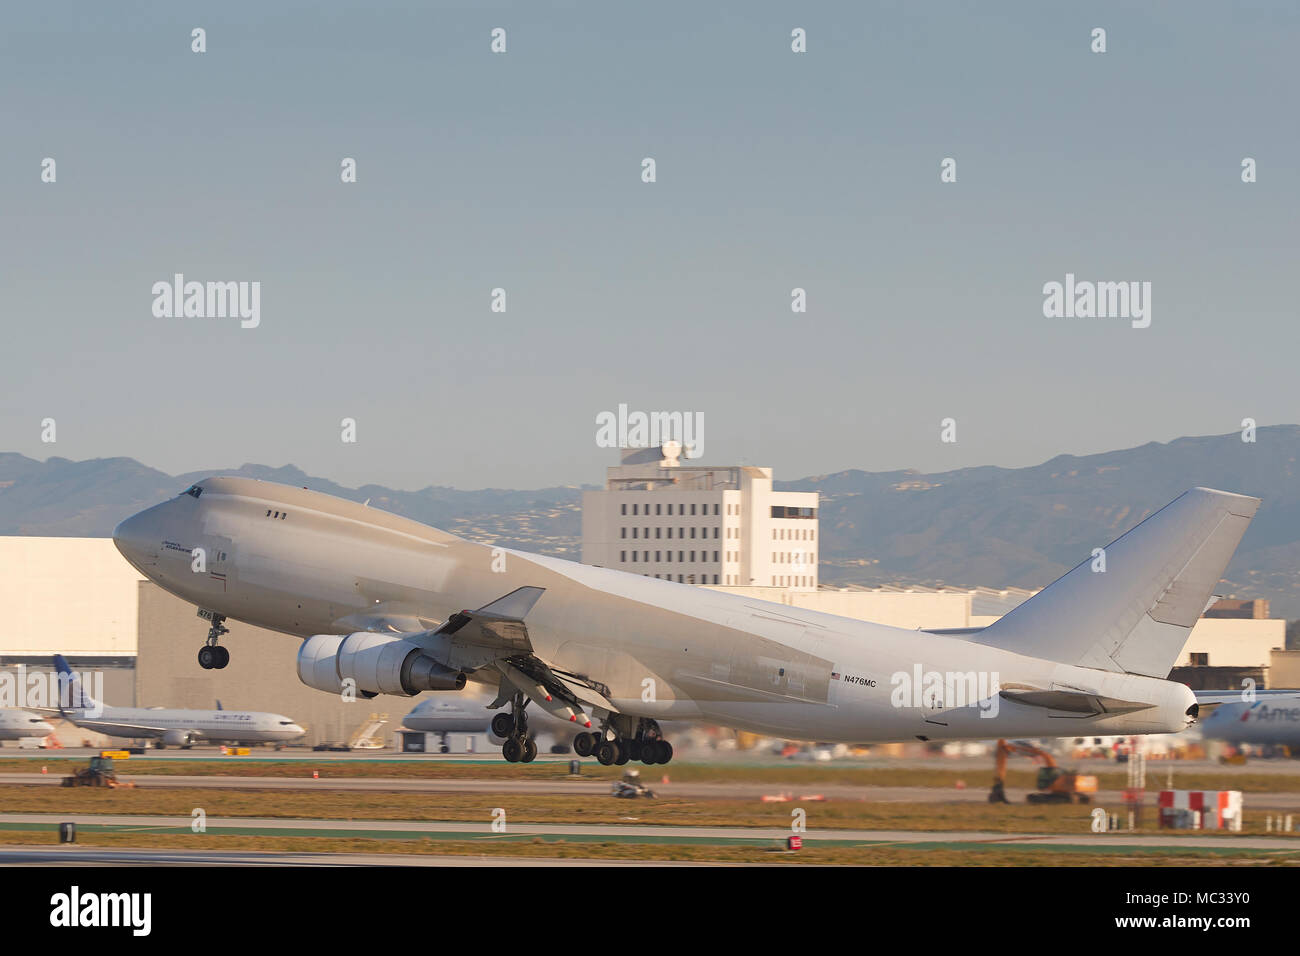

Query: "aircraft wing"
<box><xmin>406</xmin><ymin>587</ymin><xmax>617</xmax><ymax>723</ymax></box>
<box><xmin>63</xmin><ymin>717</ymin><xmax>170</xmax><ymax>735</ymax></box>
<box><xmin>405</xmin><ymin>587</ymin><xmax>545</xmax><ymax>671</ymax></box>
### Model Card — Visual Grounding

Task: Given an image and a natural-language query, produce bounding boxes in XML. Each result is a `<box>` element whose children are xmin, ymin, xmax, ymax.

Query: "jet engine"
<box><xmin>297</xmin><ymin>632</ymin><xmax>467</xmax><ymax>697</ymax></box>
<box><xmin>161</xmin><ymin>729</ymin><xmax>198</xmax><ymax>748</ymax></box>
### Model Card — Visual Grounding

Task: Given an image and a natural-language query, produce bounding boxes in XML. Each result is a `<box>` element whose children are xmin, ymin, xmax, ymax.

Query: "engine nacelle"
<box><xmin>297</xmin><ymin>633</ymin><xmax>467</xmax><ymax>697</ymax></box>
<box><xmin>161</xmin><ymin>729</ymin><xmax>198</xmax><ymax>747</ymax></box>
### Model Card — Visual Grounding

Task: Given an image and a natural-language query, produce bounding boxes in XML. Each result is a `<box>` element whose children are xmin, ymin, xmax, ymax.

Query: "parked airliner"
<box><xmin>112</xmin><ymin>477</ymin><xmax>1258</xmax><ymax>765</ymax></box>
<box><xmin>0</xmin><ymin>709</ymin><xmax>55</xmax><ymax>741</ymax></box>
<box><xmin>1200</xmin><ymin>696</ymin><xmax>1300</xmax><ymax>752</ymax></box>
<box><xmin>52</xmin><ymin>654</ymin><xmax>305</xmax><ymax>748</ymax></box>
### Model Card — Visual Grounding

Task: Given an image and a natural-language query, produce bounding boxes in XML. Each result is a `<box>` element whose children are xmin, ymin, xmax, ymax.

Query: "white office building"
<box><xmin>581</xmin><ymin>447</ymin><xmax>820</xmax><ymax>590</ymax></box>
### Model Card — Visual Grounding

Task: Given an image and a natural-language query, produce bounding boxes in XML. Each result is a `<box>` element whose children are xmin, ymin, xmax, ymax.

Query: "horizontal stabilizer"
<box><xmin>1000</xmin><ymin>687</ymin><xmax>1152</xmax><ymax>716</ymax></box>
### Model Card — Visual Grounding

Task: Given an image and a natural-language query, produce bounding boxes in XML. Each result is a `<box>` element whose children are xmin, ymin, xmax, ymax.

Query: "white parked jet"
<box><xmin>0</xmin><ymin>709</ymin><xmax>55</xmax><ymax>741</ymax></box>
<box><xmin>112</xmin><ymin>478</ymin><xmax>1258</xmax><ymax>766</ymax></box>
<box><xmin>52</xmin><ymin>654</ymin><xmax>305</xmax><ymax>748</ymax></box>
<box><xmin>1199</xmin><ymin>696</ymin><xmax>1300</xmax><ymax>751</ymax></box>
<box><xmin>403</xmin><ymin>698</ymin><xmax>496</xmax><ymax>734</ymax></box>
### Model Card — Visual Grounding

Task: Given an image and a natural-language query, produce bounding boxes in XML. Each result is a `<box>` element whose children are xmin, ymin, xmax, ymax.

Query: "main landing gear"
<box><xmin>573</xmin><ymin>718</ymin><xmax>673</xmax><ymax>767</ymax></box>
<box><xmin>197</xmin><ymin>610</ymin><xmax>230</xmax><ymax>670</ymax></box>
<box><xmin>495</xmin><ymin>692</ymin><xmax>538</xmax><ymax>763</ymax></box>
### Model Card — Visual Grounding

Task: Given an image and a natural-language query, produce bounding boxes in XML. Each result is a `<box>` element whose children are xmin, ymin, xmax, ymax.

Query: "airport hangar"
<box><xmin>0</xmin><ymin>465</ymin><xmax>1290</xmax><ymax>747</ymax></box>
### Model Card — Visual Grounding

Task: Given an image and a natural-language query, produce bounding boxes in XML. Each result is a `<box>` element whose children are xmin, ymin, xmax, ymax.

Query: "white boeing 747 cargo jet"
<box><xmin>112</xmin><ymin>478</ymin><xmax>1258</xmax><ymax>765</ymax></box>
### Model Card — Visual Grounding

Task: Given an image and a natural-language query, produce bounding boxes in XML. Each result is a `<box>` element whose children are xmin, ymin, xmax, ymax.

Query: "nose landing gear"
<box><xmin>197</xmin><ymin>610</ymin><xmax>230</xmax><ymax>670</ymax></box>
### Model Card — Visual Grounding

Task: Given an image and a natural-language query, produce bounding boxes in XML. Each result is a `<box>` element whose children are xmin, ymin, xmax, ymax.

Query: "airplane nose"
<box><xmin>113</xmin><ymin>511</ymin><xmax>157</xmax><ymax>567</ymax></box>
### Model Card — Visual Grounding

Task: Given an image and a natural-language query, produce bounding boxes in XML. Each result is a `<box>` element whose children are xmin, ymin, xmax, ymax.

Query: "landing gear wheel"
<box><xmin>627</xmin><ymin>740</ymin><xmax>643</xmax><ymax>762</ymax></box>
<box><xmin>502</xmin><ymin>737</ymin><xmax>523</xmax><ymax>763</ymax></box>
<box><xmin>641</xmin><ymin>743</ymin><xmax>659</xmax><ymax>766</ymax></box>
<box><xmin>573</xmin><ymin>733</ymin><xmax>595</xmax><ymax>757</ymax></box>
<box><xmin>521</xmin><ymin>738</ymin><xmax>538</xmax><ymax>763</ymax></box>
<box><xmin>615</xmin><ymin>742</ymin><xmax>631</xmax><ymax>765</ymax></box>
<box><xmin>198</xmin><ymin>611</ymin><xmax>229</xmax><ymax>670</ymax></box>
<box><xmin>596</xmin><ymin>739</ymin><xmax>619</xmax><ymax>766</ymax></box>
<box><xmin>491</xmin><ymin>713</ymin><xmax>514</xmax><ymax>738</ymax></box>
<box><xmin>656</xmin><ymin>740</ymin><xmax>673</xmax><ymax>764</ymax></box>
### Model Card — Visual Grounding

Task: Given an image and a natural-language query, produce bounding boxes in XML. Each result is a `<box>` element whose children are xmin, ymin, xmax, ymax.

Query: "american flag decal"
<box><xmin>831</xmin><ymin>671</ymin><xmax>840</xmax><ymax>680</ymax></box>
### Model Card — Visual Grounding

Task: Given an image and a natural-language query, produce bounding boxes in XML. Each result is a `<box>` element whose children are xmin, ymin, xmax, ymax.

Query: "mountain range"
<box><xmin>2</xmin><ymin>425</ymin><xmax>1296</xmax><ymax>616</ymax></box>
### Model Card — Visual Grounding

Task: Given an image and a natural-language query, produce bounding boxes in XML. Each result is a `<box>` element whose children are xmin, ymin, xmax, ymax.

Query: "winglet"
<box><xmin>475</xmin><ymin>586</ymin><xmax>546</xmax><ymax>621</ymax></box>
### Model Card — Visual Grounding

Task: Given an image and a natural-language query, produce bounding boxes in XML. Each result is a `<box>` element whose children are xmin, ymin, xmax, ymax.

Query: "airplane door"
<box><xmin>919</xmin><ymin>668</ymin><xmax>952</xmax><ymax>729</ymax></box>
<box><xmin>205</xmin><ymin>535</ymin><xmax>235</xmax><ymax>593</ymax></box>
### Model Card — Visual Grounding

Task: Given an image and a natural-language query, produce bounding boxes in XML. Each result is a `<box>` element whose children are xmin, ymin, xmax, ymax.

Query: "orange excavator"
<box><xmin>989</xmin><ymin>739</ymin><xmax>1097</xmax><ymax>804</ymax></box>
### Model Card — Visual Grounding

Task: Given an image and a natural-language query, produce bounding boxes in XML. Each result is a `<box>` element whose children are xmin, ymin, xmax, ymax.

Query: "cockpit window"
<box><xmin>181</xmin><ymin>485</ymin><xmax>203</xmax><ymax>499</ymax></box>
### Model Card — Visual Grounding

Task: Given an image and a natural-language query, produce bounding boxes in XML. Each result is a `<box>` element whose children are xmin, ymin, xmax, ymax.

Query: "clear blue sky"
<box><xmin>3</xmin><ymin>1</ymin><xmax>1296</xmax><ymax>489</ymax></box>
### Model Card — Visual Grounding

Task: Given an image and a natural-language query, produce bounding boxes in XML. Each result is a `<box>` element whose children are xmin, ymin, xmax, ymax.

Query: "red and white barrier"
<box><xmin>1158</xmin><ymin>790</ymin><xmax>1242</xmax><ymax>831</ymax></box>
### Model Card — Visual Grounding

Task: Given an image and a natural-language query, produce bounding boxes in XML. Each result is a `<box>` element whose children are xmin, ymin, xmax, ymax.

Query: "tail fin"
<box><xmin>53</xmin><ymin>654</ymin><xmax>99</xmax><ymax>712</ymax></box>
<box><xmin>974</xmin><ymin>488</ymin><xmax>1259</xmax><ymax>678</ymax></box>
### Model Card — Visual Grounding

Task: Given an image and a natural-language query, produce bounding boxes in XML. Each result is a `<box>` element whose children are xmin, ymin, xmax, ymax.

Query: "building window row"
<box><xmin>620</xmin><ymin>550</ymin><xmax>720</xmax><ymax>564</ymax></box>
<box><xmin>772</xmin><ymin>551</ymin><xmax>816</xmax><ymax>564</ymax></box>
<box><xmin>770</xmin><ymin>575</ymin><xmax>814</xmax><ymax>587</ymax></box>
<box><xmin>770</xmin><ymin>506</ymin><xmax>817</xmax><ymax>519</ymax></box>
<box><xmin>622</xmin><ymin>502</ymin><xmax>722</xmax><ymax>517</ymax></box>
<box><xmin>645</xmin><ymin>573</ymin><xmax>719</xmax><ymax>584</ymax></box>
<box><xmin>772</xmin><ymin>527</ymin><xmax>815</xmax><ymax>540</ymax></box>
<box><xmin>621</xmin><ymin>526</ymin><xmax>720</xmax><ymax>540</ymax></box>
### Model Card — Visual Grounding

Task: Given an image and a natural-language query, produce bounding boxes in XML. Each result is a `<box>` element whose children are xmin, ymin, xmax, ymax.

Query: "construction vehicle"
<box><xmin>989</xmin><ymin>739</ymin><xmax>1097</xmax><ymax>804</ymax></box>
<box><xmin>610</xmin><ymin>769</ymin><xmax>657</xmax><ymax>799</ymax></box>
<box><xmin>61</xmin><ymin>753</ymin><xmax>136</xmax><ymax>789</ymax></box>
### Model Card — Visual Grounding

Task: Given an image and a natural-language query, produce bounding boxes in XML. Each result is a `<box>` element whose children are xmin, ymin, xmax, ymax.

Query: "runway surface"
<box><xmin>7</xmin><ymin>771</ymin><xmax>1300</xmax><ymax>809</ymax></box>
<box><xmin>2</xmin><ymin>812</ymin><xmax>1297</xmax><ymax>854</ymax></box>
<box><xmin>0</xmin><ymin>846</ymin><xmax>710</xmax><ymax>866</ymax></box>
<box><xmin>8</xmin><ymin>749</ymin><xmax>1300</xmax><ymax>775</ymax></box>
